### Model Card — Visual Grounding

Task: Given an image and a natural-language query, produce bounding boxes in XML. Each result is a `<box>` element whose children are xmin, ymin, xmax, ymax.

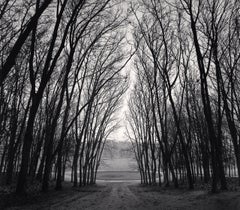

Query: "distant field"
<box><xmin>94</xmin><ymin>157</ymin><xmax>140</xmax><ymax>181</ymax></box>
<box><xmin>96</xmin><ymin>171</ymin><xmax>140</xmax><ymax>181</ymax></box>
<box><xmin>98</xmin><ymin>157</ymin><xmax>138</xmax><ymax>171</ymax></box>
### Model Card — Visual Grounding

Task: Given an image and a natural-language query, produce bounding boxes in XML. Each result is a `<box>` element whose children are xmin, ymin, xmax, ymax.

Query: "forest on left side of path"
<box><xmin>0</xmin><ymin>0</ymin><xmax>130</xmax><ymax>198</ymax></box>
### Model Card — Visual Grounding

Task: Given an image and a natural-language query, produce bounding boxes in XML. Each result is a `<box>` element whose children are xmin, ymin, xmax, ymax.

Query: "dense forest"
<box><xmin>127</xmin><ymin>0</ymin><xmax>240</xmax><ymax>193</ymax></box>
<box><xmin>0</xmin><ymin>0</ymin><xmax>240</xmax><ymax>197</ymax></box>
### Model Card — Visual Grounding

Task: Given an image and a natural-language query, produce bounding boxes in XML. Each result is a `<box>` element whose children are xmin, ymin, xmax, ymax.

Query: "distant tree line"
<box><xmin>0</xmin><ymin>0</ymin><xmax>129</xmax><ymax>194</ymax></box>
<box><xmin>127</xmin><ymin>0</ymin><xmax>240</xmax><ymax>193</ymax></box>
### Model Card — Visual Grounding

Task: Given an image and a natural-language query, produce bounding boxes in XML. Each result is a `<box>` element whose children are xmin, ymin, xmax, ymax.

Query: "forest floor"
<box><xmin>1</xmin><ymin>180</ymin><xmax>240</xmax><ymax>210</ymax></box>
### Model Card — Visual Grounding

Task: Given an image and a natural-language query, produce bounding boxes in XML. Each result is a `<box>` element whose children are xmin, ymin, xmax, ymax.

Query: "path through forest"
<box><xmin>6</xmin><ymin>181</ymin><xmax>240</xmax><ymax>210</ymax></box>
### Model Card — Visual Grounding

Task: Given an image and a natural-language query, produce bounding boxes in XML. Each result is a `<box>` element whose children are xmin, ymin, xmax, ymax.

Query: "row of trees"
<box><xmin>127</xmin><ymin>0</ymin><xmax>240</xmax><ymax>193</ymax></box>
<box><xmin>0</xmin><ymin>0</ymin><xmax>129</xmax><ymax>194</ymax></box>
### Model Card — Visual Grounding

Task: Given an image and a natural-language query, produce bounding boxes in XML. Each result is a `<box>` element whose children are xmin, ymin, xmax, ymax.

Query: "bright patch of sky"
<box><xmin>109</xmin><ymin>0</ymin><xmax>136</xmax><ymax>142</ymax></box>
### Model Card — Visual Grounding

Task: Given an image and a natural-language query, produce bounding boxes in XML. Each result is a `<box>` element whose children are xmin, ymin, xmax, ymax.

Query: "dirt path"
<box><xmin>6</xmin><ymin>182</ymin><xmax>240</xmax><ymax>210</ymax></box>
<box><xmin>64</xmin><ymin>182</ymin><xmax>146</xmax><ymax>210</ymax></box>
<box><xmin>47</xmin><ymin>182</ymin><xmax>147</xmax><ymax>210</ymax></box>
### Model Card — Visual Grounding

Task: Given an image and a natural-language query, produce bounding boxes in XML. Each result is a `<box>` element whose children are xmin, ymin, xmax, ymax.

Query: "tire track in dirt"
<box><xmin>85</xmin><ymin>182</ymin><xmax>145</xmax><ymax>210</ymax></box>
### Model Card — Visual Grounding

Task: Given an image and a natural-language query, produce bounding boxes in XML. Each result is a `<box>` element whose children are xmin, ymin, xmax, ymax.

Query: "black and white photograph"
<box><xmin>0</xmin><ymin>0</ymin><xmax>240</xmax><ymax>209</ymax></box>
